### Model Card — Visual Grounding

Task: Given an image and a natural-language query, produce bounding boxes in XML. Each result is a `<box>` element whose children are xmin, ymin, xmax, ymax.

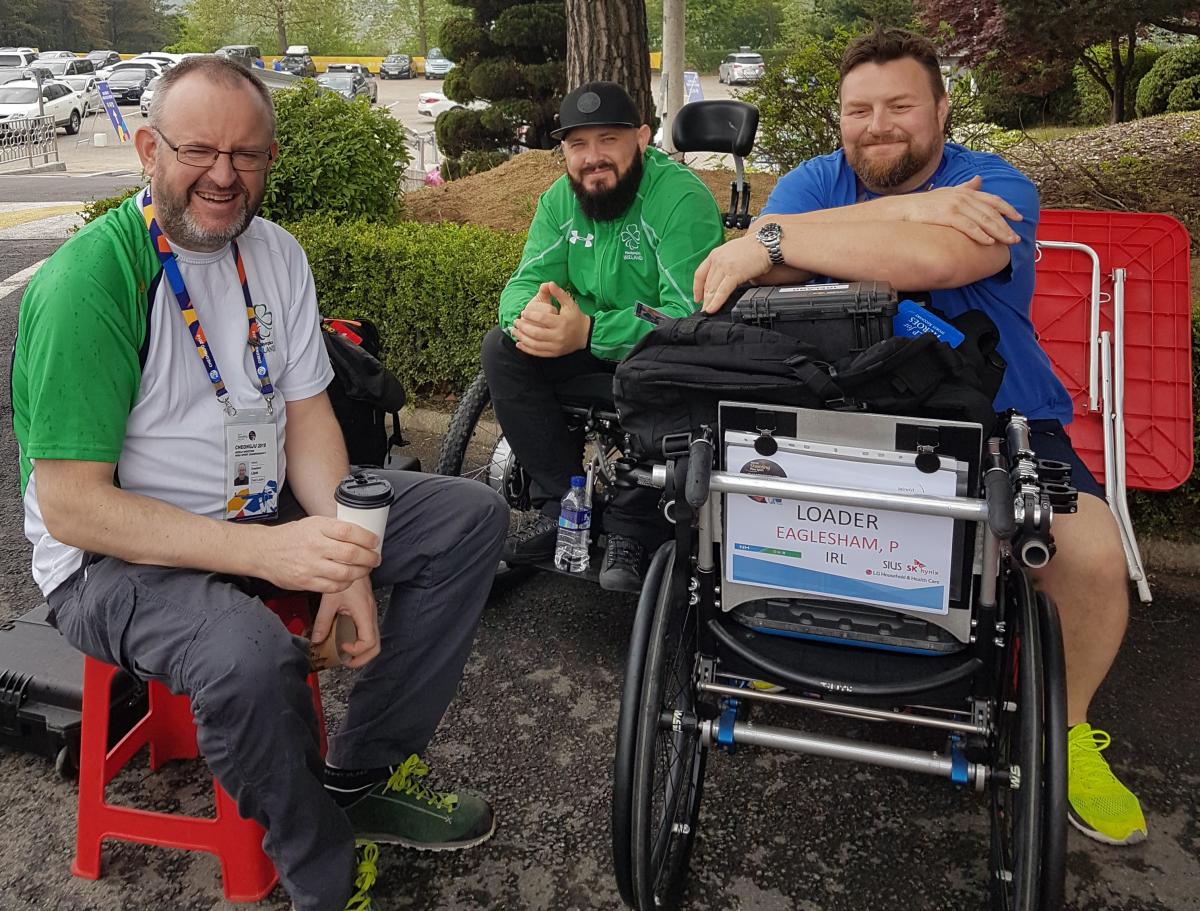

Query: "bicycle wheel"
<box><xmin>1037</xmin><ymin>591</ymin><xmax>1067</xmax><ymax>910</ymax></box>
<box><xmin>629</xmin><ymin>543</ymin><xmax>707</xmax><ymax>910</ymax></box>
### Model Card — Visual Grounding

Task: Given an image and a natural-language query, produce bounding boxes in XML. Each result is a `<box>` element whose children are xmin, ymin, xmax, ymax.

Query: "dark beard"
<box><xmin>569</xmin><ymin>153</ymin><xmax>644</xmax><ymax>222</ymax></box>
<box><xmin>847</xmin><ymin>142</ymin><xmax>928</xmax><ymax>190</ymax></box>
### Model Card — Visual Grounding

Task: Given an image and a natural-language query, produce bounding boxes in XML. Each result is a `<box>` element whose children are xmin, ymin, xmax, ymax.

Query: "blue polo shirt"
<box><xmin>761</xmin><ymin>142</ymin><xmax>1072</xmax><ymax>424</ymax></box>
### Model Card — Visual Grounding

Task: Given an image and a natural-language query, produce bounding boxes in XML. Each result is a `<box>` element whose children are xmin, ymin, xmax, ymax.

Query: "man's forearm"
<box><xmin>773</xmin><ymin>219</ymin><xmax>1009</xmax><ymax>290</ymax></box>
<box><xmin>41</xmin><ymin>478</ymin><xmax>269</xmax><ymax>576</ymax></box>
<box><xmin>283</xmin><ymin>398</ymin><xmax>351</xmax><ymax>519</ymax></box>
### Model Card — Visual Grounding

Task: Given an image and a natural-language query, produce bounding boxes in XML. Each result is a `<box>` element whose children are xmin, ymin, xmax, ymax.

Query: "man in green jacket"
<box><xmin>481</xmin><ymin>81</ymin><xmax>723</xmax><ymax>591</ymax></box>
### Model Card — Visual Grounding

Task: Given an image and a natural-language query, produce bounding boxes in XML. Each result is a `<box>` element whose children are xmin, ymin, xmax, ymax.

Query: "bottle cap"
<box><xmin>570</xmin><ymin>475</ymin><xmax>586</xmax><ymax>488</ymax></box>
<box><xmin>335</xmin><ymin>471</ymin><xmax>395</xmax><ymax>509</ymax></box>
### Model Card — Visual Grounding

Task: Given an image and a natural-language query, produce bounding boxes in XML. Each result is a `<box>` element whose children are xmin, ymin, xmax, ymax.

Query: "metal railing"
<box><xmin>402</xmin><ymin>127</ymin><xmax>441</xmax><ymax>191</ymax></box>
<box><xmin>0</xmin><ymin>115</ymin><xmax>59</xmax><ymax>172</ymax></box>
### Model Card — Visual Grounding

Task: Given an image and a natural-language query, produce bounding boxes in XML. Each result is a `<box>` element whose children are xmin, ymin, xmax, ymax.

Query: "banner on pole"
<box><xmin>96</xmin><ymin>82</ymin><xmax>131</xmax><ymax>143</ymax></box>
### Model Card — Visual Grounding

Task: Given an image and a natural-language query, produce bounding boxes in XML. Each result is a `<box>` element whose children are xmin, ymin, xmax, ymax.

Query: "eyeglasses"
<box><xmin>155</xmin><ymin>129</ymin><xmax>274</xmax><ymax>172</ymax></box>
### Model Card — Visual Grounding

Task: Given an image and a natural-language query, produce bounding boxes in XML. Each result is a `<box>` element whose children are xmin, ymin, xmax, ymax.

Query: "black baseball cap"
<box><xmin>551</xmin><ymin>81</ymin><xmax>642</xmax><ymax>140</ymax></box>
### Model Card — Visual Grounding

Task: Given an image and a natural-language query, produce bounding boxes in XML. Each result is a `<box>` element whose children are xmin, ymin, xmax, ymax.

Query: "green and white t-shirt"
<box><xmin>13</xmin><ymin>189</ymin><xmax>334</xmax><ymax>596</ymax></box>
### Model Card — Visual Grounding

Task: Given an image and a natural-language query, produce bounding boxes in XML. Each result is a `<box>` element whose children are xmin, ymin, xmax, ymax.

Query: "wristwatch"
<box><xmin>755</xmin><ymin>222</ymin><xmax>785</xmax><ymax>266</ymax></box>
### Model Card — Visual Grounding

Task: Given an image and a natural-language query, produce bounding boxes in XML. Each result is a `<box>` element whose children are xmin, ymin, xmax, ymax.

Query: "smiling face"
<box><xmin>839</xmin><ymin>57</ymin><xmax>948</xmax><ymax>195</ymax></box>
<box><xmin>562</xmin><ymin>123</ymin><xmax>652</xmax><ymax>221</ymax></box>
<box><xmin>134</xmin><ymin>73</ymin><xmax>276</xmax><ymax>251</ymax></box>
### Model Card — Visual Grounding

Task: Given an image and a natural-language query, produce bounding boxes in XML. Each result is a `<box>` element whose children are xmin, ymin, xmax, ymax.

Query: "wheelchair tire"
<box><xmin>629</xmin><ymin>543</ymin><xmax>707</xmax><ymax>911</ymax></box>
<box><xmin>1037</xmin><ymin>592</ymin><xmax>1068</xmax><ymax>911</ymax></box>
<box><xmin>989</xmin><ymin>568</ymin><xmax>1046</xmax><ymax>911</ymax></box>
<box><xmin>613</xmin><ymin>542</ymin><xmax>674</xmax><ymax>907</ymax></box>
<box><xmin>436</xmin><ymin>370</ymin><xmax>498</xmax><ymax>479</ymax></box>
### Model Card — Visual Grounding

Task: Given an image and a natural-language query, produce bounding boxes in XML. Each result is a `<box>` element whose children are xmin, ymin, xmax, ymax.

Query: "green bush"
<box><xmin>1073</xmin><ymin>43</ymin><xmax>1163</xmax><ymax>125</ymax></box>
<box><xmin>974</xmin><ymin>65</ymin><xmax>1079</xmax><ymax>130</ymax></box>
<box><xmin>1166</xmin><ymin>74</ymin><xmax>1200</xmax><ymax>113</ymax></box>
<box><xmin>288</xmin><ymin>217</ymin><xmax>525</xmax><ymax>394</ymax></box>
<box><xmin>76</xmin><ymin>187</ymin><xmax>141</xmax><ymax>229</ymax></box>
<box><xmin>1135</xmin><ymin>43</ymin><xmax>1200</xmax><ymax>118</ymax></box>
<box><xmin>262</xmin><ymin>81</ymin><xmax>409</xmax><ymax>224</ymax></box>
<box><xmin>739</xmin><ymin>31</ymin><xmax>849</xmax><ymax>174</ymax></box>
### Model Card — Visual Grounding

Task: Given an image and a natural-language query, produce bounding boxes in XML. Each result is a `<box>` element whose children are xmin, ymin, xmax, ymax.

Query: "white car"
<box><xmin>61</xmin><ymin>74</ymin><xmax>101</xmax><ymax>117</ymax></box>
<box><xmin>97</xmin><ymin>60</ymin><xmax>167</xmax><ymax>82</ymax></box>
<box><xmin>0</xmin><ymin>78</ymin><xmax>84</xmax><ymax>134</ymax></box>
<box><xmin>417</xmin><ymin>90</ymin><xmax>487</xmax><ymax>119</ymax></box>
<box><xmin>140</xmin><ymin>75</ymin><xmax>161</xmax><ymax>117</ymax></box>
<box><xmin>718</xmin><ymin>52</ymin><xmax>765</xmax><ymax>85</ymax></box>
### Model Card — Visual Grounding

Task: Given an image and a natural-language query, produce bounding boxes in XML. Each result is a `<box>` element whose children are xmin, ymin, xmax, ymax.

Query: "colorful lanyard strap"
<box><xmin>140</xmin><ymin>188</ymin><xmax>274</xmax><ymax>416</ymax></box>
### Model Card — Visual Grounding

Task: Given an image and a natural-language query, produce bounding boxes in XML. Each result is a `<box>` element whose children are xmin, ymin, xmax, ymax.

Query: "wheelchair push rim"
<box><xmin>988</xmin><ymin>566</ymin><xmax>1066</xmax><ymax>911</ymax></box>
<box><xmin>629</xmin><ymin>542</ymin><xmax>708</xmax><ymax>910</ymax></box>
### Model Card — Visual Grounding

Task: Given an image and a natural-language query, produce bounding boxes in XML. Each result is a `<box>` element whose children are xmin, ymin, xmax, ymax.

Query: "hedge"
<box><xmin>287</xmin><ymin>217</ymin><xmax>525</xmax><ymax>394</ymax></box>
<box><xmin>1135</xmin><ymin>43</ymin><xmax>1200</xmax><ymax>118</ymax></box>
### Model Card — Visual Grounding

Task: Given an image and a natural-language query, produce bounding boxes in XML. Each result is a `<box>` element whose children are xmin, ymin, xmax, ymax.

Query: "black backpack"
<box><xmin>322</xmin><ymin>318</ymin><xmax>408</xmax><ymax>467</ymax></box>
<box><xmin>613</xmin><ymin>311</ymin><xmax>1005</xmax><ymax>459</ymax></box>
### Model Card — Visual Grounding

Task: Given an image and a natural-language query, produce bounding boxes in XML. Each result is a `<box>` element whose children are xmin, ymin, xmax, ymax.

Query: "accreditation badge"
<box><xmin>224</xmin><ymin>407</ymin><xmax>280</xmax><ymax>521</ymax></box>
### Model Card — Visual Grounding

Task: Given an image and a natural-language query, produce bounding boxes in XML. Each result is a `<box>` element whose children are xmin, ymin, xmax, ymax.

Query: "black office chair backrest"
<box><xmin>671</xmin><ymin>100</ymin><xmax>759</xmax><ymax>158</ymax></box>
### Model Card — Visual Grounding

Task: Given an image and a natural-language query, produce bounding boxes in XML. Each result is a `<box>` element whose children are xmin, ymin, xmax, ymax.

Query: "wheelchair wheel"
<box><xmin>629</xmin><ymin>543</ymin><xmax>707</xmax><ymax>910</ymax></box>
<box><xmin>1037</xmin><ymin>592</ymin><xmax>1068</xmax><ymax>911</ymax></box>
<box><xmin>436</xmin><ymin>370</ymin><xmax>529</xmax><ymax>504</ymax></box>
<box><xmin>989</xmin><ymin>568</ymin><xmax>1055</xmax><ymax>911</ymax></box>
<box><xmin>613</xmin><ymin>543</ymin><xmax>675</xmax><ymax>906</ymax></box>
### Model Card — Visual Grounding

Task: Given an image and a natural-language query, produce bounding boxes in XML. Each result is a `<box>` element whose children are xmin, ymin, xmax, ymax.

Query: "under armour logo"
<box><xmin>569</xmin><ymin>230</ymin><xmax>594</xmax><ymax>247</ymax></box>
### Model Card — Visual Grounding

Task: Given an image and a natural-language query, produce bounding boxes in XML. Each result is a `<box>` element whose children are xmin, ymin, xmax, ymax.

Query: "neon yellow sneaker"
<box><xmin>345</xmin><ymin>841</ymin><xmax>381</xmax><ymax>910</ymax></box>
<box><xmin>1067</xmin><ymin>724</ymin><xmax>1147</xmax><ymax>845</ymax></box>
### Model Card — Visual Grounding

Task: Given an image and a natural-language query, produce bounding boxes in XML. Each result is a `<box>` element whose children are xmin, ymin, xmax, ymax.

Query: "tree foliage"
<box><xmin>800</xmin><ymin>0</ymin><xmax>917</xmax><ymax>39</ymax></box>
<box><xmin>434</xmin><ymin>0</ymin><xmax>565</xmax><ymax>178</ymax></box>
<box><xmin>1136</xmin><ymin>41</ymin><xmax>1200</xmax><ymax>116</ymax></box>
<box><xmin>263</xmin><ymin>81</ymin><xmax>409</xmax><ymax>223</ymax></box>
<box><xmin>173</xmin><ymin>0</ymin><xmax>356</xmax><ymax>54</ymax></box>
<box><xmin>740</xmin><ymin>29</ymin><xmax>850</xmax><ymax>174</ymax></box>
<box><xmin>918</xmin><ymin>0</ymin><xmax>1198</xmax><ymax>122</ymax></box>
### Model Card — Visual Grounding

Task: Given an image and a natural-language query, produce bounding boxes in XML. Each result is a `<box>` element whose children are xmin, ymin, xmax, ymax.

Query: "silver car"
<box><xmin>140</xmin><ymin>75</ymin><xmax>161</xmax><ymax>117</ymax></box>
<box><xmin>423</xmin><ymin>47</ymin><xmax>454</xmax><ymax>80</ymax></box>
<box><xmin>718</xmin><ymin>52</ymin><xmax>765</xmax><ymax>85</ymax></box>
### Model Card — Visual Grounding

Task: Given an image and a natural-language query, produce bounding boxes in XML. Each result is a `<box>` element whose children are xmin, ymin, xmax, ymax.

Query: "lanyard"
<box><xmin>140</xmin><ymin>189</ymin><xmax>274</xmax><ymax>416</ymax></box>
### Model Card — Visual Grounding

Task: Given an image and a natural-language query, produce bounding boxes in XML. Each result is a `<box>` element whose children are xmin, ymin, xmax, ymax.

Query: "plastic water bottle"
<box><xmin>554</xmin><ymin>475</ymin><xmax>591</xmax><ymax>573</ymax></box>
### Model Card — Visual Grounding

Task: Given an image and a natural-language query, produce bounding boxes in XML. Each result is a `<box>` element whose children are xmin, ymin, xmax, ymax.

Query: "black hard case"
<box><xmin>0</xmin><ymin>603</ymin><xmax>146</xmax><ymax>777</ymax></box>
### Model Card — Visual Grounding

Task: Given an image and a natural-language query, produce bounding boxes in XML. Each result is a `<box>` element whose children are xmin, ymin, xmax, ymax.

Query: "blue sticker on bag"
<box><xmin>892</xmin><ymin>300</ymin><xmax>965</xmax><ymax>348</ymax></box>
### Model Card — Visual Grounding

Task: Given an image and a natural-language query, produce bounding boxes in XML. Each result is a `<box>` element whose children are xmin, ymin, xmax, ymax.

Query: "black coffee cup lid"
<box><xmin>336</xmin><ymin>472</ymin><xmax>395</xmax><ymax>508</ymax></box>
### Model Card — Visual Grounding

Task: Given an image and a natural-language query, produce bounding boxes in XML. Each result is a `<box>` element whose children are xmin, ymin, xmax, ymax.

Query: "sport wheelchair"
<box><xmin>611</xmin><ymin>404</ymin><xmax>1070</xmax><ymax>911</ymax></box>
<box><xmin>435</xmin><ymin>99</ymin><xmax>761</xmax><ymax>580</ymax></box>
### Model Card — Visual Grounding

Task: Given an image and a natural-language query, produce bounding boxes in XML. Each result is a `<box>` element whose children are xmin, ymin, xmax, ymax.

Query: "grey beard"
<box><xmin>155</xmin><ymin>188</ymin><xmax>251</xmax><ymax>252</ymax></box>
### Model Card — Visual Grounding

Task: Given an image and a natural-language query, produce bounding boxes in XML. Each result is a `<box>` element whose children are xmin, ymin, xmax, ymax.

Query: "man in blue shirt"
<box><xmin>695</xmin><ymin>27</ymin><xmax>1146</xmax><ymax>846</ymax></box>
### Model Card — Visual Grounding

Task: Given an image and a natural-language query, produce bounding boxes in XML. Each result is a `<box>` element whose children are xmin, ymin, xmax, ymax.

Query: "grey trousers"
<box><xmin>47</xmin><ymin>470</ymin><xmax>508</xmax><ymax>911</ymax></box>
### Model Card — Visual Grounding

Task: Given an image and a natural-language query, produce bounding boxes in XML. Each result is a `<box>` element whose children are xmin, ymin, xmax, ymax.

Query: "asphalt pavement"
<box><xmin>0</xmin><ymin>163</ymin><xmax>1196</xmax><ymax>911</ymax></box>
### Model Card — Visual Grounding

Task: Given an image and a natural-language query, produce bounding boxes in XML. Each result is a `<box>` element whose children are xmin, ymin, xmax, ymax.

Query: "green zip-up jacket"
<box><xmin>499</xmin><ymin>146</ymin><xmax>724</xmax><ymax>362</ymax></box>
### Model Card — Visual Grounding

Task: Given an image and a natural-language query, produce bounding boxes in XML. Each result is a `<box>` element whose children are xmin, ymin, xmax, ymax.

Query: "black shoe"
<box><xmin>599</xmin><ymin>534</ymin><xmax>646</xmax><ymax>592</ymax></box>
<box><xmin>502</xmin><ymin>513</ymin><xmax>559</xmax><ymax>564</ymax></box>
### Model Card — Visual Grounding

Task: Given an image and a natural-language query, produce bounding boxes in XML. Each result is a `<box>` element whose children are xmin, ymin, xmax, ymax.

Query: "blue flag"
<box><xmin>96</xmin><ymin>81</ymin><xmax>131</xmax><ymax>143</ymax></box>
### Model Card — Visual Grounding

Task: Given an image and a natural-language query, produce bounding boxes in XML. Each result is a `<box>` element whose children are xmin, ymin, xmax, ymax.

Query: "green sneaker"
<box><xmin>1068</xmin><ymin>723</ymin><xmax>1148</xmax><ymax>845</ymax></box>
<box><xmin>343</xmin><ymin>754</ymin><xmax>496</xmax><ymax>851</ymax></box>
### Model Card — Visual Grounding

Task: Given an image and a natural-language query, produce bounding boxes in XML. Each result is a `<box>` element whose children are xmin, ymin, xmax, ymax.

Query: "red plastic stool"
<box><xmin>71</xmin><ymin>594</ymin><xmax>327</xmax><ymax>902</ymax></box>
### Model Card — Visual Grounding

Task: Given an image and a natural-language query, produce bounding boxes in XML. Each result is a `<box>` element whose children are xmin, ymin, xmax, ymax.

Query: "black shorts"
<box><xmin>1025</xmin><ymin>419</ymin><xmax>1105</xmax><ymax>501</ymax></box>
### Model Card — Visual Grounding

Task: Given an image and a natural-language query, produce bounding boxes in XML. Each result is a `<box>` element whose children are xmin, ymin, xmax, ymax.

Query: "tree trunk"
<box><xmin>565</xmin><ymin>0</ymin><xmax>654</xmax><ymax>127</ymax></box>
<box><xmin>1109</xmin><ymin>33</ymin><xmax>1125</xmax><ymax>123</ymax></box>
<box><xmin>660</xmin><ymin>0</ymin><xmax>685</xmax><ymax>153</ymax></box>
<box><xmin>418</xmin><ymin>0</ymin><xmax>428</xmax><ymax>55</ymax></box>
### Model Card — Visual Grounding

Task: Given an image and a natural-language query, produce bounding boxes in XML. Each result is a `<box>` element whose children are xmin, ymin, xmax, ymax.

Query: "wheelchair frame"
<box><xmin>611</xmin><ymin>408</ymin><xmax>1068</xmax><ymax>911</ymax></box>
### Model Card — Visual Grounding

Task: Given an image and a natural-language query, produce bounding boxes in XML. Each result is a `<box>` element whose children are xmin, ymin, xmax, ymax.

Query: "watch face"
<box><xmin>758</xmin><ymin>223</ymin><xmax>781</xmax><ymax>243</ymax></box>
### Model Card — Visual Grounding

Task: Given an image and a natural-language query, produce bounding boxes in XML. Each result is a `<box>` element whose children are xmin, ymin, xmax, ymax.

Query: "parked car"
<box><xmin>0</xmin><ymin>67</ymin><xmax>29</xmax><ymax>86</ymax></box>
<box><xmin>326</xmin><ymin>63</ymin><xmax>377</xmax><ymax>102</ymax></box>
<box><xmin>98</xmin><ymin>60</ymin><xmax>166</xmax><ymax>82</ymax></box>
<box><xmin>215</xmin><ymin>45</ymin><xmax>263</xmax><ymax>69</ymax></box>
<box><xmin>0</xmin><ymin>48</ymin><xmax>38</xmax><ymax>69</ymax></box>
<box><xmin>32</xmin><ymin>57</ymin><xmax>95</xmax><ymax>78</ymax></box>
<box><xmin>417</xmin><ymin>90</ymin><xmax>487</xmax><ymax>119</ymax></box>
<box><xmin>0</xmin><ymin>79</ymin><xmax>84</xmax><ymax>134</ymax></box>
<box><xmin>316</xmin><ymin>71</ymin><xmax>371</xmax><ymax>102</ymax></box>
<box><xmin>718</xmin><ymin>51</ymin><xmax>765</xmax><ymax>84</ymax></box>
<box><xmin>423</xmin><ymin>46</ymin><xmax>454</xmax><ymax>79</ymax></box>
<box><xmin>105</xmin><ymin>66</ymin><xmax>154</xmax><ymax>104</ymax></box>
<box><xmin>279</xmin><ymin>45</ymin><xmax>316</xmax><ymax>77</ymax></box>
<box><xmin>85</xmin><ymin>50</ymin><xmax>122</xmax><ymax>70</ymax></box>
<box><xmin>36</xmin><ymin>50</ymin><xmax>76</xmax><ymax>60</ymax></box>
<box><xmin>60</xmin><ymin>74</ymin><xmax>101</xmax><ymax>116</ymax></box>
<box><xmin>140</xmin><ymin>74</ymin><xmax>161</xmax><ymax>117</ymax></box>
<box><xmin>380</xmin><ymin>54</ymin><xmax>411</xmax><ymax>79</ymax></box>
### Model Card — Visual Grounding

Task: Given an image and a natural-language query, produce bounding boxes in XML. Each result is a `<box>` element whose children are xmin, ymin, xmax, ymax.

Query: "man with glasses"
<box><xmin>12</xmin><ymin>56</ymin><xmax>507</xmax><ymax>911</ymax></box>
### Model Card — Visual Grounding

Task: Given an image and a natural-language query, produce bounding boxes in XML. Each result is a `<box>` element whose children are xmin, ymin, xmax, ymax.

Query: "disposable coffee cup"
<box><xmin>308</xmin><ymin>473</ymin><xmax>395</xmax><ymax>669</ymax></box>
<box><xmin>335</xmin><ymin>471</ymin><xmax>395</xmax><ymax>555</ymax></box>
